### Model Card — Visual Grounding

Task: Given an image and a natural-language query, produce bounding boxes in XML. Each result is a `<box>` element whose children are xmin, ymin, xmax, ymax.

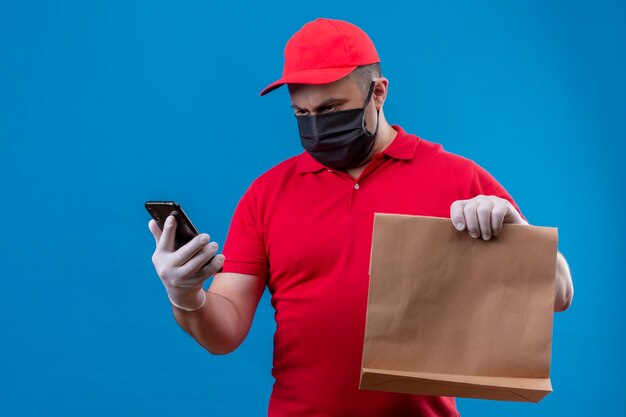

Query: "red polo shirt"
<box><xmin>221</xmin><ymin>125</ymin><xmax>525</xmax><ymax>417</ymax></box>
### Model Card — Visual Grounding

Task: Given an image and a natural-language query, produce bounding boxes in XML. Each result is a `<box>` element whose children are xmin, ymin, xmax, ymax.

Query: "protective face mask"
<box><xmin>296</xmin><ymin>81</ymin><xmax>380</xmax><ymax>170</ymax></box>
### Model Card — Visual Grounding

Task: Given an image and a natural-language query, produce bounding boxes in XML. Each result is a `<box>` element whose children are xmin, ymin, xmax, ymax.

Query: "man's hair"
<box><xmin>348</xmin><ymin>62</ymin><xmax>382</xmax><ymax>96</ymax></box>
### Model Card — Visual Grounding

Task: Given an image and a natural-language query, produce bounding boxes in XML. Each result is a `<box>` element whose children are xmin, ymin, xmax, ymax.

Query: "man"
<box><xmin>148</xmin><ymin>18</ymin><xmax>574</xmax><ymax>417</ymax></box>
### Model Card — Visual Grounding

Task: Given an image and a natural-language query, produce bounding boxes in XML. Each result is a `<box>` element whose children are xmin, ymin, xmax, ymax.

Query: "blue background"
<box><xmin>1</xmin><ymin>1</ymin><xmax>624</xmax><ymax>415</ymax></box>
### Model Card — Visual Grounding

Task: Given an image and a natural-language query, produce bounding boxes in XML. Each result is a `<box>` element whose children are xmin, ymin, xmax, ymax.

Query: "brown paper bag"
<box><xmin>360</xmin><ymin>213</ymin><xmax>558</xmax><ymax>402</ymax></box>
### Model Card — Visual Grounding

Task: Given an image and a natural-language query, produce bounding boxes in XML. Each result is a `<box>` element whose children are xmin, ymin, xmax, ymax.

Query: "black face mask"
<box><xmin>296</xmin><ymin>81</ymin><xmax>380</xmax><ymax>170</ymax></box>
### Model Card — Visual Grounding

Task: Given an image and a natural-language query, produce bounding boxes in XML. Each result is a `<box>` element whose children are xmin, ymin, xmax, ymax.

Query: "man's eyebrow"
<box><xmin>291</xmin><ymin>97</ymin><xmax>349</xmax><ymax>111</ymax></box>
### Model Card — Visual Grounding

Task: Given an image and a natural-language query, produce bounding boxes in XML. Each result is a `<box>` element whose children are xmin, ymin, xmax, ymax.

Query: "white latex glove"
<box><xmin>148</xmin><ymin>214</ymin><xmax>225</xmax><ymax>311</ymax></box>
<box><xmin>450</xmin><ymin>194</ymin><xmax>528</xmax><ymax>240</ymax></box>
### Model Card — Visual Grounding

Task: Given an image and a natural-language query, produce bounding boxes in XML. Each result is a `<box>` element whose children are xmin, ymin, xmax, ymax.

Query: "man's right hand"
<box><xmin>148</xmin><ymin>214</ymin><xmax>225</xmax><ymax>311</ymax></box>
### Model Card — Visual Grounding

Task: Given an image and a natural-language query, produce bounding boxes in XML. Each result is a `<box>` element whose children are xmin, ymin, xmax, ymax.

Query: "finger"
<box><xmin>463</xmin><ymin>201</ymin><xmax>480</xmax><ymax>238</ymax></box>
<box><xmin>476</xmin><ymin>199</ymin><xmax>494</xmax><ymax>240</ymax></box>
<box><xmin>198</xmin><ymin>252</ymin><xmax>226</xmax><ymax>278</ymax></box>
<box><xmin>491</xmin><ymin>204</ymin><xmax>508</xmax><ymax>237</ymax></box>
<box><xmin>157</xmin><ymin>214</ymin><xmax>177</xmax><ymax>253</ymax></box>
<box><xmin>450</xmin><ymin>200</ymin><xmax>467</xmax><ymax>231</ymax></box>
<box><xmin>179</xmin><ymin>242</ymin><xmax>219</xmax><ymax>277</ymax></box>
<box><xmin>172</xmin><ymin>233</ymin><xmax>211</xmax><ymax>266</ymax></box>
<box><xmin>503</xmin><ymin>200</ymin><xmax>525</xmax><ymax>224</ymax></box>
<box><xmin>148</xmin><ymin>219</ymin><xmax>162</xmax><ymax>245</ymax></box>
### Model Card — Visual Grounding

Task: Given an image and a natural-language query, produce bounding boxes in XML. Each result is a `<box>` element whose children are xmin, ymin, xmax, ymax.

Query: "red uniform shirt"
<box><xmin>221</xmin><ymin>125</ymin><xmax>525</xmax><ymax>417</ymax></box>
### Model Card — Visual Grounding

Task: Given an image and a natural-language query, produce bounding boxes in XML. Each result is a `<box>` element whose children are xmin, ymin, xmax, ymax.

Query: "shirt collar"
<box><xmin>296</xmin><ymin>124</ymin><xmax>418</xmax><ymax>174</ymax></box>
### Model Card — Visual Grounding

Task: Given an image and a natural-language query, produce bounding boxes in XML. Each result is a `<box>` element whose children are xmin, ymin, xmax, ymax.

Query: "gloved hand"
<box><xmin>148</xmin><ymin>214</ymin><xmax>225</xmax><ymax>311</ymax></box>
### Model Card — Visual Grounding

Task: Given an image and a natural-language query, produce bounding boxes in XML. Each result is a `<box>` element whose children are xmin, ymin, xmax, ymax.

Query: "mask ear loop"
<box><xmin>361</xmin><ymin>80</ymin><xmax>380</xmax><ymax>137</ymax></box>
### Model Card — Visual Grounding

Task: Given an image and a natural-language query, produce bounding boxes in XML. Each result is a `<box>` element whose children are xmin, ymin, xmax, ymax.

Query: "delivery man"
<box><xmin>148</xmin><ymin>18</ymin><xmax>574</xmax><ymax>417</ymax></box>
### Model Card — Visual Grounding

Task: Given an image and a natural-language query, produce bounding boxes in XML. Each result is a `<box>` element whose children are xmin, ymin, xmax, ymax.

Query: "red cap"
<box><xmin>259</xmin><ymin>18</ymin><xmax>380</xmax><ymax>96</ymax></box>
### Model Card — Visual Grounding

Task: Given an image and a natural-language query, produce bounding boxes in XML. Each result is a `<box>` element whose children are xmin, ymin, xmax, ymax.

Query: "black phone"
<box><xmin>145</xmin><ymin>200</ymin><xmax>222</xmax><ymax>272</ymax></box>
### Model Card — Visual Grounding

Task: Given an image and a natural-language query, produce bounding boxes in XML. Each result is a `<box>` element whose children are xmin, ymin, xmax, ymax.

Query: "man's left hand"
<box><xmin>450</xmin><ymin>194</ymin><xmax>527</xmax><ymax>240</ymax></box>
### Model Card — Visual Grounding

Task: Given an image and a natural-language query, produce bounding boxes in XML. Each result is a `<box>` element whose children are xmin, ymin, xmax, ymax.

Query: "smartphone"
<box><xmin>145</xmin><ymin>200</ymin><xmax>222</xmax><ymax>272</ymax></box>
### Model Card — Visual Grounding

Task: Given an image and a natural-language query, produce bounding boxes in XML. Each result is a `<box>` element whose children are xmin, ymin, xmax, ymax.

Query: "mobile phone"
<box><xmin>145</xmin><ymin>200</ymin><xmax>222</xmax><ymax>272</ymax></box>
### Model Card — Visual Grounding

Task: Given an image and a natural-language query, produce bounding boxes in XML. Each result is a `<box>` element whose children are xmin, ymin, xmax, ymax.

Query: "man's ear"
<box><xmin>373</xmin><ymin>77</ymin><xmax>389</xmax><ymax>110</ymax></box>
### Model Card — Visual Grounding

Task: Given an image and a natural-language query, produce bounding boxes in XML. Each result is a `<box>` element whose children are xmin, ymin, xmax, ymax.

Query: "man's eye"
<box><xmin>320</xmin><ymin>106</ymin><xmax>335</xmax><ymax>113</ymax></box>
<box><xmin>295</xmin><ymin>110</ymin><xmax>308</xmax><ymax>116</ymax></box>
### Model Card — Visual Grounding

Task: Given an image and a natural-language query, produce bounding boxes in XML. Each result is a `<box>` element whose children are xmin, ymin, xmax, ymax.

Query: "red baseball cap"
<box><xmin>259</xmin><ymin>18</ymin><xmax>380</xmax><ymax>96</ymax></box>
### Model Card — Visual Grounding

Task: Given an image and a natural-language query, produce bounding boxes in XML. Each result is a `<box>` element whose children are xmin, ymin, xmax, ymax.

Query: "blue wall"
<box><xmin>1</xmin><ymin>1</ymin><xmax>623</xmax><ymax>415</ymax></box>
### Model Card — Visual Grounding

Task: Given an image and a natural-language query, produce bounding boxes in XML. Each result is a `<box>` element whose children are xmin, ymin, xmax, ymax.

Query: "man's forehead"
<box><xmin>288</xmin><ymin>77</ymin><xmax>363</xmax><ymax>104</ymax></box>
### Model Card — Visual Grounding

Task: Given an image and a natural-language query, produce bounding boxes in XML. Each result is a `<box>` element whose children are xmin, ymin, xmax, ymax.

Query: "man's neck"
<box><xmin>370</xmin><ymin>121</ymin><xmax>397</xmax><ymax>156</ymax></box>
<box><xmin>345</xmin><ymin>120</ymin><xmax>396</xmax><ymax>179</ymax></box>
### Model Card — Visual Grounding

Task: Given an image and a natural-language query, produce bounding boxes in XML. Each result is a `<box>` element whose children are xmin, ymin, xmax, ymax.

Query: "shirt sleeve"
<box><xmin>470</xmin><ymin>162</ymin><xmax>528</xmax><ymax>223</ymax></box>
<box><xmin>220</xmin><ymin>180</ymin><xmax>270</xmax><ymax>278</ymax></box>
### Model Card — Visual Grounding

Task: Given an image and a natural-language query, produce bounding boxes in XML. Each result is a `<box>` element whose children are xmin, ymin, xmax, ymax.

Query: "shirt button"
<box><xmin>354</xmin><ymin>183</ymin><xmax>360</xmax><ymax>190</ymax></box>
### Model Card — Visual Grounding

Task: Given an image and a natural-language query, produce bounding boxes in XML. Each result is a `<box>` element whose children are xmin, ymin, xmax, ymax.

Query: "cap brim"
<box><xmin>259</xmin><ymin>66</ymin><xmax>358</xmax><ymax>96</ymax></box>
